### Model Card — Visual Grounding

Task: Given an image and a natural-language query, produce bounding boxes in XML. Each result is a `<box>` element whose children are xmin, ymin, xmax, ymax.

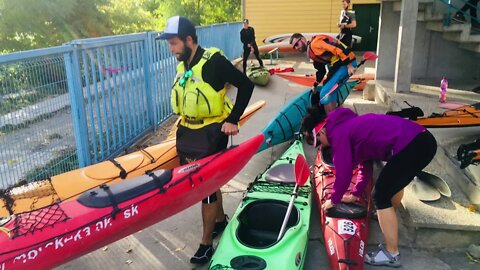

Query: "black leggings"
<box><xmin>242</xmin><ymin>43</ymin><xmax>263</xmax><ymax>73</ymax></box>
<box><xmin>373</xmin><ymin>130</ymin><xmax>437</xmax><ymax>209</ymax></box>
<box><xmin>460</xmin><ymin>0</ymin><xmax>479</xmax><ymax>22</ymax></box>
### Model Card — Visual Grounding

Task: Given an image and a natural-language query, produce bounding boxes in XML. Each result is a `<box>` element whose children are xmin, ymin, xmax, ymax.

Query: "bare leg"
<box><xmin>215</xmin><ymin>190</ymin><xmax>225</xmax><ymax>221</ymax></box>
<box><xmin>391</xmin><ymin>189</ymin><xmax>404</xmax><ymax>209</ymax></box>
<box><xmin>377</xmin><ymin>207</ymin><xmax>399</xmax><ymax>254</ymax></box>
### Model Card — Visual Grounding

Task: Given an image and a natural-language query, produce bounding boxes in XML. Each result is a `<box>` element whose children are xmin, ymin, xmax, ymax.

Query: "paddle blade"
<box><xmin>294</xmin><ymin>154</ymin><xmax>309</xmax><ymax>186</ymax></box>
<box><xmin>363</xmin><ymin>51</ymin><xmax>378</xmax><ymax>61</ymax></box>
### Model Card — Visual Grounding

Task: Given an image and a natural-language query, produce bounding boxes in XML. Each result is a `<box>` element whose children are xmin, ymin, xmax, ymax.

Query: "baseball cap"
<box><xmin>159</xmin><ymin>16</ymin><xmax>196</xmax><ymax>40</ymax></box>
<box><xmin>312</xmin><ymin>120</ymin><xmax>327</xmax><ymax>147</ymax></box>
<box><xmin>243</xmin><ymin>19</ymin><xmax>249</xmax><ymax>24</ymax></box>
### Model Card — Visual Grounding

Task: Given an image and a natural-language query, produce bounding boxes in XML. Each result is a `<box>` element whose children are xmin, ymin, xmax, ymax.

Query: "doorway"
<box><xmin>352</xmin><ymin>4</ymin><xmax>380</xmax><ymax>51</ymax></box>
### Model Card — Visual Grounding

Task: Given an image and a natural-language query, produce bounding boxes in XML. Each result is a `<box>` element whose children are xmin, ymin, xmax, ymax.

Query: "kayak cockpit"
<box><xmin>326</xmin><ymin>202</ymin><xmax>367</xmax><ymax>219</ymax></box>
<box><xmin>236</xmin><ymin>200</ymin><xmax>299</xmax><ymax>248</ymax></box>
<box><xmin>78</xmin><ymin>169</ymin><xmax>172</xmax><ymax>208</ymax></box>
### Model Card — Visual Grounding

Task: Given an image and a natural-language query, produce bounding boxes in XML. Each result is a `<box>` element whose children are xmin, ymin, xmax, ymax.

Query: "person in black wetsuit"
<box><xmin>240</xmin><ymin>19</ymin><xmax>263</xmax><ymax>74</ymax></box>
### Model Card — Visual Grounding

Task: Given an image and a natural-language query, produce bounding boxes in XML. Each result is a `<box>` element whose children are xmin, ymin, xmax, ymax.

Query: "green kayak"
<box><xmin>209</xmin><ymin>139</ymin><xmax>312</xmax><ymax>270</ymax></box>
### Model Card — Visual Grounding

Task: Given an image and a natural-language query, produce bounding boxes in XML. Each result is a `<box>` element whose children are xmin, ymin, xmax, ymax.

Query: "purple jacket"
<box><xmin>325</xmin><ymin>108</ymin><xmax>426</xmax><ymax>204</ymax></box>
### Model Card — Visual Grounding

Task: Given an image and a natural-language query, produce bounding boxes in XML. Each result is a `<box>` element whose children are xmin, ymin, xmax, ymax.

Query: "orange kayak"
<box><xmin>276</xmin><ymin>73</ymin><xmax>374</xmax><ymax>91</ymax></box>
<box><xmin>414</xmin><ymin>103</ymin><xmax>480</xmax><ymax>128</ymax></box>
<box><xmin>0</xmin><ymin>100</ymin><xmax>266</xmax><ymax>217</ymax></box>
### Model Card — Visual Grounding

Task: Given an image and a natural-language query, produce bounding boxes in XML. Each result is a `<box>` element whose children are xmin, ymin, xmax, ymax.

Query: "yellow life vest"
<box><xmin>171</xmin><ymin>48</ymin><xmax>233</xmax><ymax>129</ymax></box>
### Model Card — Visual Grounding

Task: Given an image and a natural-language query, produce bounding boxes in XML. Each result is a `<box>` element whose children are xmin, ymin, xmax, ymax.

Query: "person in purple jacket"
<box><xmin>302</xmin><ymin>107</ymin><xmax>437</xmax><ymax>268</ymax></box>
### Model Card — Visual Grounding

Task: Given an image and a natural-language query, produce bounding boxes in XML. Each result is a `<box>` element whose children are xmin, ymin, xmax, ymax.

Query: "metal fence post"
<box><xmin>144</xmin><ymin>34</ymin><xmax>154</xmax><ymax>128</ymax></box>
<box><xmin>64</xmin><ymin>46</ymin><xmax>90</xmax><ymax>167</ymax></box>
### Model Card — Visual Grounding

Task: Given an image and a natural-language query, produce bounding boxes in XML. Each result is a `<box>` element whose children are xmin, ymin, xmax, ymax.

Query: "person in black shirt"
<box><xmin>159</xmin><ymin>16</ymin><xmax>254</xmax><ymax>265</ymax></box>
<box><xmin>337</xmin><ymin>0</ymin><xmax>357</xmax><ymax>48</ymax></box>
<box><xmin>240</xmin><ymin>19</ymin><xmax>264</xmax><ymax>73</ymax></box>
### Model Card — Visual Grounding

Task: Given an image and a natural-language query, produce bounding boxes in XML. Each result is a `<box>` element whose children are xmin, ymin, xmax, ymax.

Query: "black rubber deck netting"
<box><xmin>12</xmin><ymin>203</ymin><xmax>68</xmax><ymax>238</ymax></box>
<box><xmin>248</xmin><ymin>181</ymin><xmax>310</xmax><ymax>198</ymax></box>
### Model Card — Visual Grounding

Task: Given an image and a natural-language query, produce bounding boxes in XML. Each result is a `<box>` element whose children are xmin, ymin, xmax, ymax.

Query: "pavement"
<box><xmin>57</xmin><ymin>53</ymin><xmax>480</xmax><ymax>270</ymax></box>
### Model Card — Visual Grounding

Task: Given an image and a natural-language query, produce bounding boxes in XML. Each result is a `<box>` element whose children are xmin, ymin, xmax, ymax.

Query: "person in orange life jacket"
<box><xmin>290</xmin><ymin>33</ymin><xmax>357</xmax><ymax>114</ymax></box>
<box><xmin>240</xmin><ymin>19</ymin><xmax>264</xmax><ymax>74</ymax></box>
<box><xmin>301</xmin><ymin>107</ymin><xmax>437</xmax><ymax>268</ymax></box>
<box><xmin>337</xmin><ymin>0</ymin><xmax>357</xmax><ymax>48</ymax></box>
<box><xmin>159</xmin><ymin>16</ymin><xmax>254</xmax><ymax>265</ymax></box>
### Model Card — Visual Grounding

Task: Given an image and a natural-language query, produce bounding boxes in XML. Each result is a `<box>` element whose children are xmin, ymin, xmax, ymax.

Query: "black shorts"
<box><xmin>373</xmin><ymin>130</ymin><xmax>437</xmax><ymax>209</ymax></box>
<box><xmin>176</xmin><ymin>122</ymin><xmax>228</xmax><ymax>204</ymax></box>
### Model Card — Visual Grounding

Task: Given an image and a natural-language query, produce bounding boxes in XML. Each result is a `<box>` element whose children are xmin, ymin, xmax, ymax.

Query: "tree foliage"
<box><xmin>0</xmin><ymin>0</ymin><xmax>241</xmax><ymax>53</ymax></box>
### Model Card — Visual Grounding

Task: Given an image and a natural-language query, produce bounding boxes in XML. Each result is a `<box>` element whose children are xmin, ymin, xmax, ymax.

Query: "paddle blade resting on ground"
<box><xmin>294</xmin><ymin>154</ymin><xmax>309</xmax><ymax>186</ymax></box>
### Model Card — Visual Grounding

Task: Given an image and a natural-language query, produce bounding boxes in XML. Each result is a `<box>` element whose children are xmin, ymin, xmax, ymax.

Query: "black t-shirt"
<box><xmin>340</xmin><ymin>10</ymin><xmax>356</xmax><ymax>35</ymax></box>
<box><xmin>240</xmin><ymin>27</ymin><xmax>256</xmax><ymax>47</ymax></box>
<box><xmin>183</xmin><ymin>46</ymin><xmax>254</xmax><ymax>124</ymax></box>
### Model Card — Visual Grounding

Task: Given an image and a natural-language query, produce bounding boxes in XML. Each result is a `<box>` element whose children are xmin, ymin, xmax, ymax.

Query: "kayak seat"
<box><xmin>77</xmin><ymin>169</ymin><xmax>172</xmax><ymax>208</ymax></box>
<box><xmin>237</xmin><ymin>200</ymin><xmax>299</xmax><ymax>248</ymax></box>
<box><xmin>264</xmin><ymin>163</ymin><xmax>295</xmax><ymax>183</ymax></box>
<box><xmin>326</xmin><ymin>202</ymin><xmax>367</xmax><ymax>219</ymax></box>
<box><xmin>321</xmin><ymin>147</ymin><xmax>334</xmax><ymax>167</ymax></box>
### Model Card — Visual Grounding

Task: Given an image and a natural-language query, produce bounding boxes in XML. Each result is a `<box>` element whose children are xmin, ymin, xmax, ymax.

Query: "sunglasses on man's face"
<box><xmin>292</xmin><ymin>38</ymin><xmax>303</xmax><ymax>49</ymax></box>
<box><xmin>179</xmin><ymin>70</ymin><xmax>193</xmax><ymax>87</ymax></box>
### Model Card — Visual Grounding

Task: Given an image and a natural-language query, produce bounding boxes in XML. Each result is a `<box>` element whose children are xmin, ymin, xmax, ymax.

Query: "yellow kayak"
<box><xmin>0</xmin><ymin>100</ymin><xmax>266</xmax><ymax>217</ymax></box>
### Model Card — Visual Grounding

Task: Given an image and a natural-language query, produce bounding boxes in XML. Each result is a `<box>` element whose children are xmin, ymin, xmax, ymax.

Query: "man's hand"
<box><xmin>341</xmin><ymin>193</ymin><xmax>358</xmax><ymax>203</ymax></box>
<box><xmin>322</xmin><ymin>199</ymin><xmax>335</xmax><ymax>211</ymax></box>
<box><xmin>347</xmin><ymin>64</ymin><xmax>356</xmax><ymax>76</ymax></box>
<box><xmin>312</xmin><ymin>82</ymin><xmax>319</xmax><ymax>93</ymax></box>
<box><xmin>221</xmin><ymin>122</ymin><xmax>239</xmax><ymax>136</ymax></box>
<box><xmin>247</xmin><ymin>44</ymin><xmax>251</xmax><ymax>48</ymax></box>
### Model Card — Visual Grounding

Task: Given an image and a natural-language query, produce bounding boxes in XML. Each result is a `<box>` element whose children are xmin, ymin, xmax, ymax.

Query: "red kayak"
<box><xmin>313</xmin><ymin>146</ymin><xmax>373</xmax><ymax>270</ymax></box>
<box><xmin>0</xmin><ymin>135</ymin><xmax>264</xmax><ymax>270</ymax></box>
<box><xmin>276</xmin><ymin>73</ymin><xmax>374</xmax><ymax>91</ymax></box>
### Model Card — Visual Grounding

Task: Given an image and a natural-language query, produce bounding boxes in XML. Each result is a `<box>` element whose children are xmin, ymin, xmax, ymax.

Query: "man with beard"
<box><xmin>159</xmin><ymin>16</ymin><xmax>254</xmax><ymax>265</ymax></box>
<box><xmin>337</xmin><ymin>0</ymin><xmax>357</xmax><ymax>48</ymax></box>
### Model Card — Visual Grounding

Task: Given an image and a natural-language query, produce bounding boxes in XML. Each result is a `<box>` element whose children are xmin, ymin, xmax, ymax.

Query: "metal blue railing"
<box><xmin>0</xmin><ymin>22</ymin><xmax>243</xmax><ymax>189</ymax></box>
<box><xmin>436</xmin><ymin>0</ymin><xmax>479</xmax><ymax>26</ymax></box>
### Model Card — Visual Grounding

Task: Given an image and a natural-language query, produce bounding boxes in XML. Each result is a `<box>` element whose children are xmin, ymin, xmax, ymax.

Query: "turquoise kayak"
<box><xmin>208</xmin><ymin>139</ymin><xmax>312</xmax><ymax>270</ymax></box>
<box><xmin>258</xmin><ymin>90</ymin><xmax>312</xmax><ymax>152</ymax></box>
<box><xmin>258</xmin><ymin>81</ymin><xmax>357</xmax><ymax>152</ymax></box>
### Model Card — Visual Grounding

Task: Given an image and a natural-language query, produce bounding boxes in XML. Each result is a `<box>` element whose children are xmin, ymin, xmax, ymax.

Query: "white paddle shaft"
<box><xmin>277</xmin><ymin>184</ymin><xmax>298</xmax><ymax>241</ymax></box>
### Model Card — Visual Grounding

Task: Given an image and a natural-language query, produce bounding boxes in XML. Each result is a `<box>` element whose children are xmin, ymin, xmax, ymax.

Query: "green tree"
<box><xmin>0</xmin><ymin>0</ymin><xmax>112</xmax><ymax>52</ymax></box>
<box><xmin>98</xmin><ymin>0</ymin><xmax>161</xmax><ymax>35</ymax></box>
<box><xmin>156</xmin><ymin>0</ymin><xmax>241</xmax><ymax>28</ymax></box>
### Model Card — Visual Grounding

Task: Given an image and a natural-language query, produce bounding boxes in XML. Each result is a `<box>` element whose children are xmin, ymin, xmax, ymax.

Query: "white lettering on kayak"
<box><xmin>328</xmin><ymin>238</ymin><xmax>335</xmax><ymax>255</ymax></box>
<box><xmin>359</xmin><ymin>240</ymin><xmax>365</xmax><ymax>257</ymax></box>
<box><xmin>73</xmin><ymin>230</ymin><xmax>82</xmax><ymax>241</ymax></box>
<box><xmin>338</xmin><ymin>219</ymin><xmax>356</xmax><ymax>235</ymax></box>
<box><xmin>1</xmin><ymin>262</ymin><xmax>4</xmax><ymax>270</ymax></box>
<box><xmin>55</xmin><ymin>238</ymin><xmax>64</xmax><ymax>249</ymax></box>
<box><xmin>10</xmin><ymin>216</ymin><xmax>115</xmax><ymax>267</ymax></box>
<box><xmin>124</xmin><ymin>204</ymin><xmax>138</xmax><ymax>219</ymax></box>
<box><xmin>177</xmin><ymin>163</ymin><xmax>199</xmax><ymax>174</ymax></box>
<box><xmin>95</xmin><ymin>217</ymin><xmax>112</xmax><ymax>232</ymax></box>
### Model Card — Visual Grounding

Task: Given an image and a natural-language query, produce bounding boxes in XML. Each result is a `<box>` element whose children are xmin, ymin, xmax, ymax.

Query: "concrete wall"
<box><xmin>377</xmin><ymin>1</ymin><xmax>480</xmax><ymax>88</ymax></box>
<box><xmin>375</xmin><ymin>1</ymin><xmax>400</xmax><ymax>80</ymax></box>
<box><xmin>413</xmin><ymin>22</ymin><xmax>480</xmax><ymax>86</ymax></box>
